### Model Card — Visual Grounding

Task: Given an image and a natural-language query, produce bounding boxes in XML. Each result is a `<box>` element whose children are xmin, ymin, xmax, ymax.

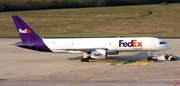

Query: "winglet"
<box><xmin>12</xmin><ymin>16</ymin><xmax>41</xmax><ymax>42</ymax></box>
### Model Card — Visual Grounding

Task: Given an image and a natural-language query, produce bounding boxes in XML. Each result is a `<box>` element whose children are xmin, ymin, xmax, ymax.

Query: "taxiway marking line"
<box><xmin>106</xmin><ymin>61</ymin><xmax>125</xmax><ymax>65</ymax></box>
<box><xmin>105</xmin><ymin>60</ymin><xmax>153</xmax><ymax>66</ymax></box>
<box><xmin>130</xmin><ymin>60</ymin><xmax>153</xmax><ymax>65</ymax></box>
<box><xmin>70</xmin><ymin>61</ymin><xmax>129</xmax><ymax>86</ymax></box>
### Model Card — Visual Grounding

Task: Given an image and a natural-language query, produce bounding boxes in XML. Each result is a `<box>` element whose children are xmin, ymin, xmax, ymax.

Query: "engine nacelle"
<box><xmin>108</xmin><ymin>51</ymin><xmax>119</xmax><ymax>55</ymax></box>
<box><xmin>90</xmin><ymin>49</ymin><xmax>107</xmax><ymax>59</ymax></box>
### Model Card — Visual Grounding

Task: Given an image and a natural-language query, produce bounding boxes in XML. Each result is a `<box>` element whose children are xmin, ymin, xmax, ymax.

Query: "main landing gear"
<box><xmin>81</xmin><ymin>58</ymin><xmax>89</xmax><ymax>62</ymax></box>
<box><xmin>81</xmin><ymin>52</ymin><xmax>91</xmax><ymax>62</ymax></box>
<box><xmin>147</xmin><ymin>56</ymin><xmax>153</xmax><ymax>61</ymax></box>
<box><xmin>147</xmin><ymin>51</ymin><xmax>155</xmax><ymax>61</ymax></box>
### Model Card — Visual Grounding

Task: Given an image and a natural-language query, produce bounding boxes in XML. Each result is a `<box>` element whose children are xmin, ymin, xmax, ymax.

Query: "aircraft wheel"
<box><xmin>81</xmin><ymin>58</ymin><xmax>89</xmax><ymax>62</ymax></box>
<box><xmin>81</xmin><ymin>58</ymin><xmax>85</xmax><ymax>62</ymax></box>
<box><xmin>147</xmin><ymin>56</ymin><xmax>152</xmax><ymax>61</ymax></box>
<box><xmin>170</xmin><ymin>58</ymin><xmax>175</xmax><ymax>61</ymax></box>
<box><xmin>84</xmin><ymin>58</ymin><xmax>89</xmax><ymax>62</ymax></box>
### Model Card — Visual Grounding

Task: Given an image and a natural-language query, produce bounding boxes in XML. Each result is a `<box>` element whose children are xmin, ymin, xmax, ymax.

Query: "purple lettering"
<box><xmin>119</xmin><ymin>40</ymin><xmax>124</xmax><ymax>47</ymax></box>
<box><xmin>119</xmin><ymin>40</ymin><xmax>142</xmax><ymax>47</ymax></box>
<box><xmin>127</xmin><ymin>42</ymin><xmax>132</xmax><ymax>47</ymax></box>
<box><xmin>119</xmin><ymin>40</ymin><xmax>132</xmax><ymax>47</ymax></box>
<box><xmin>123</xmin><ymin>42</ymin><xmax>127</xmax><ymax>47</ymax></box>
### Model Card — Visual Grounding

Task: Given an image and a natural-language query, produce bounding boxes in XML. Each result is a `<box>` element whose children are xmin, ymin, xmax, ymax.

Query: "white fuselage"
<box><xmin>42</xmin><ymin>37</ymin><xmax>171</xmax><ymax>53</ymax></box>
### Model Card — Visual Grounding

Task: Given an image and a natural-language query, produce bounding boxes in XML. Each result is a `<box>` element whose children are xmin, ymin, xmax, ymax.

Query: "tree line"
<box><xmin>0</xmin><ymin>0</ymin><xmax>179</xmax><ymax>11</ymax></box>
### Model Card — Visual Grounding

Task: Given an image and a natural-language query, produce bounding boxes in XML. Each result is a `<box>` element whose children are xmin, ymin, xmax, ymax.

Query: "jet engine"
<box><xmin>90</xmin><ymin>49</ymin><xmax>107</xmax><ymax>59</ymax></box>
<box><xmin>107</xmin><ymin>51</ymin><xmax>119</xmax><ymax>55</ymax></box>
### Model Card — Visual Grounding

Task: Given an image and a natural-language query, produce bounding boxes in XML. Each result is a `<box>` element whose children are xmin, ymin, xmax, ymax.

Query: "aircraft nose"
<box><xmin>166</xmin><ymin>44</ymin><xmax>171</xmax><ymax>50</ymax></box>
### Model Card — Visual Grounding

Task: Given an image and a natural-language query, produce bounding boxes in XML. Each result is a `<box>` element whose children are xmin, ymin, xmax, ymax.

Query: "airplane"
<box><xmin>12</xmin><ymin>15</ymin><xmax>171</xmax><ymax>62</ymax></box>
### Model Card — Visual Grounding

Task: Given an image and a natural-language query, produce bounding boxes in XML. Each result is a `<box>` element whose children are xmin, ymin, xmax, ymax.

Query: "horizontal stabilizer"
<box><xmin>15</xmin><ymin>43</ymin><xmax>33</xmax><ymax>47</ymax></box>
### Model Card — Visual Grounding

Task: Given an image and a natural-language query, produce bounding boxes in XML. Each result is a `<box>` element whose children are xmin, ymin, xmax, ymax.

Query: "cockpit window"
<box><xmin>159</xmin><ymin>42</ymin><xmax>167</xmax><ymax>44</ymax></box>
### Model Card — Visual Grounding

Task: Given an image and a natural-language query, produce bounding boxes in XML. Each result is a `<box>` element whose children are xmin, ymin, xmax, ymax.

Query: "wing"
<box><xmin>54</xmin><ymin>48</ymin><xmax>107</xmax><ymax>52</ymax></box>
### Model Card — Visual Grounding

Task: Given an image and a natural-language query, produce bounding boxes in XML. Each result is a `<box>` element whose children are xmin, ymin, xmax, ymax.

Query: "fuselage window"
<box><xmin>159</xmin><ymin>42</ymin><xmax>167</xmax><ymax>44</ymax></box>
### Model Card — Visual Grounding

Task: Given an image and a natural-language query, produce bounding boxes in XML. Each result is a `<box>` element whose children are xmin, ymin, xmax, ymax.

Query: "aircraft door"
<box><xmin>151</xmin><ymin>40</ymin><xmax>155</xmax><ymax>50</ymax></box>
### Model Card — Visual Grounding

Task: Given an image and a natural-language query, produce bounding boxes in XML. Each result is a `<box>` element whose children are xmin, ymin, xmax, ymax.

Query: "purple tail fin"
<box><xmin>12</xmin><ymin>16</ymin><xmax>41</xmax><ymax>42</ymax></box>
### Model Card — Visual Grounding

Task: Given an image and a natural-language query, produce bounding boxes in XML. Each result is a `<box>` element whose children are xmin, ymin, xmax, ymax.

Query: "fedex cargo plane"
<box><xmin>12</xmin><ymin>16</ymin><xmax>171</xmax><ymax>62</ymax></box>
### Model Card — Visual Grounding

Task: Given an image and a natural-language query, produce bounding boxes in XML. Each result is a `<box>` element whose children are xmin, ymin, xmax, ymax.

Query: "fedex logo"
<box><xmin>94</xmin><ymin>53</ymin><xmax>102</xmax><ymax>56</ymax></box>
<box><xmin>19</xmin><ymin>28</ymin><xmax>31</xmax><ymax>34</ymax></box>
<box><xmin>119</xmin><ymin>40</ymin><xmax>142</xmax><ymax>47</ymax></box>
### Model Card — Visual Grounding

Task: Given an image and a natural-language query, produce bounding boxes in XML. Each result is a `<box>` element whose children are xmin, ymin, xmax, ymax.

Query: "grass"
<box><xmin>0</xmin><ymin>3</ymin><xmax>180</xmax><ymax>37</ymax></box>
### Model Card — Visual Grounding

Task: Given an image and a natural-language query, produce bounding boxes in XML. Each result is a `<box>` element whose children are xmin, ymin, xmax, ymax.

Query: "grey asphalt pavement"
<box><xmin>0</xmin><ymin>38</ymin><xmax>180</xmax><ymax>86</ymax></box>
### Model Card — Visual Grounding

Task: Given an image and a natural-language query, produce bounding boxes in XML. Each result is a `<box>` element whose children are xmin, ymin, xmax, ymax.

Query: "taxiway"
<box><xmin>0</xmin><ymin>38</ymin><xmax>180</xmax><ymax>86</ymax></box>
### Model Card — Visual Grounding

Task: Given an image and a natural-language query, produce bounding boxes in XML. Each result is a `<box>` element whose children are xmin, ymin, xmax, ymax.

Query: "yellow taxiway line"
<box><xmin>130</xmin><ymin>60</ymin><xmax>153</xmax><ymax>65</ymax></box>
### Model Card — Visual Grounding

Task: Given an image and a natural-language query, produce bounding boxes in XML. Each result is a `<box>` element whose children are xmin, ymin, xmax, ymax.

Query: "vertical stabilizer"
<box><xmin>12</xmin><ymin>16</ymin><xmax>41</xmax><ymax>42</ymax></box>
